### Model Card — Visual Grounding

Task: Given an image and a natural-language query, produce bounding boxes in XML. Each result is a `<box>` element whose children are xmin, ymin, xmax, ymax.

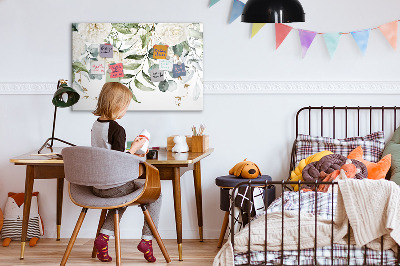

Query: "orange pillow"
<box><xmin>347</xmin><ymin>146</ymin><xmax>391</xmax><ymax>180</ymax></box>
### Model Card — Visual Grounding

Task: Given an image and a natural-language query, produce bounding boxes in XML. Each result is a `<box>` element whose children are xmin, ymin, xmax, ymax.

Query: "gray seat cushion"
<box><xmin>69</xmin><ymin>180</ymin><xmax>145</xmax><ymax>208</ymax></box>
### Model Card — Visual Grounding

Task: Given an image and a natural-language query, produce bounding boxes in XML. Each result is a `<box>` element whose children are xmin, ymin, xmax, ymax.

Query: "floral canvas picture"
<box><xmin>72</xmin><ymin>23</ymin><xmax>204</xmax><ymax>111</ymax></box>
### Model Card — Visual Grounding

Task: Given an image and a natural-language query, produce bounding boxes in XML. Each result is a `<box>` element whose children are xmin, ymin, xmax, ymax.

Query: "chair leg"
<box><xmin>60</xmin><ymin>208</ymin><xmax>88</xmax><ymax>266</ymax></box>
<box><xmin>217</xmin><ymin>211</ymin><xmax>230</xmax><ymax>248</ymax></box>
<box><xmin>91</xmin><ymin>209</ymin><xmax>108</xmax><ymax>258</ymax></box>
<box><xmin>141</xmin><ymin>205</ymin><xmax>171</xmax><ymax>263</ymax></box>
<box><xmin>114</xmin><ymin>209</ymin><xmax>121</xmax><ymax>266</ymax></box>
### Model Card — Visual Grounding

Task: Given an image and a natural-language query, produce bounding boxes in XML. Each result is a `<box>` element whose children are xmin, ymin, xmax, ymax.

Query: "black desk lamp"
<box><xmin>241</xmin><ymin>0</ymin><xmax>305</xmax><ymax>23</ymax></box>
<box><xmin>38</xmin><ymin>79</ymin><xmax>80</xmax><ymax>154</ymax></box>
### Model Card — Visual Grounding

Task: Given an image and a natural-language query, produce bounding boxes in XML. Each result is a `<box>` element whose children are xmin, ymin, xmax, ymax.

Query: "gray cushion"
<box><xmin>69</xmin><ymin>180</ymin><xmax>145</xmax><ymax>208</ymax></box>
<box><xmin>382</xmin><ymin>126</ymin><xmax>400</xmax><ymax>184</ymax></box>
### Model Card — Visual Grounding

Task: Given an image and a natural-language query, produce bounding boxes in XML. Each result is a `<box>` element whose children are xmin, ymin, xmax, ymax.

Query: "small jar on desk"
<box><xmin>215</xmin><ymin>175</ymin><xmax>275</xmax><ymax>248</ymax></box>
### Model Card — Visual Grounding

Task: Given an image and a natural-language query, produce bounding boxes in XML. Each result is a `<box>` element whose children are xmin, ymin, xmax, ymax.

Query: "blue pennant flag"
<box><xmin>209</xmin><ymin>0</ymin><xmax>221</xmax><ymax>7</ymax></box>
<box><xmin>229</xmin><ymin>0</ymin><xmax>245</xmax><ymax>24</ymax></box>
<box><xmin>323</xmin><ymin>33</ymin><xmax>341</xmax><ymax>58</ymax></box>
<box><xmin>351</xmin><ymin>29</ymin><xmax>371</xmax><ymax>55</ymax></box>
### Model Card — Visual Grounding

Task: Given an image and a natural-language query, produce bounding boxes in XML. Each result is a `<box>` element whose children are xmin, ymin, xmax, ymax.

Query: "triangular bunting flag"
<box><xmin>229</xmin><ymin>0</ymin><xmax>245</xmax><ymax>24</ymax></box>
<box><xmin>351</xmin><ymin>29</ymin><xmax>370</xmax><ymax>55</ymax></box>
<box><xmin>275</xmin><ymin>23</ymin><xmax>293</xmax><ymax>49</ymax></box>
<box><xmin>323</xmin><ymin>33</ymin><xmax>341</xmax><ymax>58</ymax></box>
<box><xmin>209</xmin><ymin>0</ymin><xmax>220</xmax><ymax>7</ymax></box>
<box><xmin>378</xmin><ymin>21</ymin><xmax>397</xmax><ymax>50</ymax></box>
<box><xmin>251</xmin><ymin>23</ymin><xmax>266</xmax><ymax>38</ymax></box>
<box><xmin>298</xmin><ymin>29</ymin><xmax>317</xmax><ymax>58</ymax></box>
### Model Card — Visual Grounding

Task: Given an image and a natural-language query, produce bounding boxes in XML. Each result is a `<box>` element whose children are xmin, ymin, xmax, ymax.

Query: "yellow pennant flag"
<box><xmin>251</xmin><ymin>23</ymin><xmax>266</xmax><ymax>38</ymax></box>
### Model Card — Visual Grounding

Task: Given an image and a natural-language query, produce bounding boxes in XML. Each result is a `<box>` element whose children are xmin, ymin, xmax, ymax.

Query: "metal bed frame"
<box><xmin>230</xmin><ymin>106</ymin><xmax>400</xmax><ymax>266</ymax></box>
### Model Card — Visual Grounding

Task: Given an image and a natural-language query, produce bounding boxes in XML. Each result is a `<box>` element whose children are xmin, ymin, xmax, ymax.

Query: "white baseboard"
<box><xmin>1</xmin><ymin>81</ymin><xmax>400</xmax><ymax>94</ymax></box>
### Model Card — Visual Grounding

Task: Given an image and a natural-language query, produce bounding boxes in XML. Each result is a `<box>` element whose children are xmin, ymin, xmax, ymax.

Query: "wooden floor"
<box><xmin>0</xmin><ymin>239</ymin><xmax>221</xmax><ymax>265</ymax></box>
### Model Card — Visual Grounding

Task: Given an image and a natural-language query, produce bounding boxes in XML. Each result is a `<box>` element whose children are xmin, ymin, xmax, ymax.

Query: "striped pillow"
<box><xmin>294</xmin><ymin>131</ymin><xmax>385</xmax><ymax>166</ymax></box>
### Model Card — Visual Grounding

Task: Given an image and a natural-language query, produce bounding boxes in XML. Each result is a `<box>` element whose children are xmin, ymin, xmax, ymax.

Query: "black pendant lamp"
<box><xmin>242</xmin><ymin>0</ymin><xmax>305</xmax><ymax>23</ymax></box>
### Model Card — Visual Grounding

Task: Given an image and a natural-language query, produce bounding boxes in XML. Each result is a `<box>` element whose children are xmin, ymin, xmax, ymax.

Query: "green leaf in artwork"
<box><xmin>125</xmin><ymin>54</ymin><xmax>145</xmax><ymax>60</ymax></box>
<box><xmin>142</xmin><ymin>71</ymin><xmax>155</xmax><ymax>87</ymax></box>
<box><xmin>123</xmin><ymin>63</ymin><xmax>141</xmax><ymax>70</ymax></box>
<box><xmin>72</xmin><ymin>23</ymin><xmax>78</xmax><ymax>32</ymax></box>
<box><xmin>182</xmin><ymin>41</ymin><xmax>190</xmax><ymax>52</ymax></box>
<box><xmin>141</xmin><ymin>32</ymin><xmax>151</xmax><ymax>49</ymax></box>
<box><xmin>189</xmin><ymin>29</ymin><xmax>203</xmax><ymax>39</ymax></box>
<box><xmin>167</xmin><ymin>80</ymin><xmax>178</xmax><ymax>92</ymax></box>
<box><xmin>158</xmin><ymin>80</ymin><xmax>169</xmax><ymax>92</ymax></box>
<box><xmin>72</xmin><ymin>62</ymin><xmax>89</xmax><ymax>74</ymax></box>
<box><xmin>128</xmin><ymin>84</ymin><xmax>141</xmax><ymax>103</ymax></box>
<box><xmin>122</xmin><ymin>74</ymin><xmax>135</xmax><ymax>79</ymax></box>
<box><xmin>134</xmin><ymin>79</ymin><xmax>155</xmax><ymax>91</ymax></box>
<box><xmin>148</xmin><ymin>48</ymin><xmax>154</xmax><ymax>59</ymax></box>
<box><xmin>172</xmin><ymin>43</ymin><xmax>183</xmax><ymax>56</ymax></box>
<box><xmin>113</xmin><ymin>23</ymin><xmax>138</xmax><ymax>34</ymax></box>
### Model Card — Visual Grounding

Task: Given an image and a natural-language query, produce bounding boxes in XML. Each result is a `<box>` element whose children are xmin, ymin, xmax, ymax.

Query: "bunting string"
<box><xmin>209</xmin><ymin>0</ymin><xmax>400</xmax><ymax>58</ymax></box>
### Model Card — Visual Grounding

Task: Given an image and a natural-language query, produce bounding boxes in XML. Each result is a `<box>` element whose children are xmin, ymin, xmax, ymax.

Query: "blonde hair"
<box><xmin>93</xmin><ymin>82</ymin><xmax>132</xmax><ymax>120</ymax></box>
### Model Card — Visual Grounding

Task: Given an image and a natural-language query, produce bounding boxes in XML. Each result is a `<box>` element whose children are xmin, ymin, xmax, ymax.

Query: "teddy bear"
<box><xmin>229</xmin><ymin>159</ymin><xmax>261</xmax><ymax>179</ymax></box>
<box><xmin>172</xmin><ymin>135</ymin><xmax>189</xmax><ymax>153</ymax></box>
<box><xmin>1</xmin><ymin>192</ymin><xmax>43</xmax><ymax>247</ymax></box>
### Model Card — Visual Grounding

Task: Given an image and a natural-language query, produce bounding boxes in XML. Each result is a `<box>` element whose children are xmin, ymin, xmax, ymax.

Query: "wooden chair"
<box><xmin>60</xmin><ymin>146</ymin><xmax>171</xmax><ymax>265</ymax></box>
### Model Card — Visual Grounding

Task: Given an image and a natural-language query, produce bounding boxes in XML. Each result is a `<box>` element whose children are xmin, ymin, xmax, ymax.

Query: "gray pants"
<box><xmin>92</xmin><ymin>180</ymin><xmax>162</xmax><ymax>240</ymax></box>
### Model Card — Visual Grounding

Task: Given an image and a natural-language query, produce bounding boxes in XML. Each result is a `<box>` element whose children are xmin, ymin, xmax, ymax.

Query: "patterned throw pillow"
<box><xmin>294</xmin><ymin>131</ymin><xmax>385</xmax><ymax>166</ymax></box>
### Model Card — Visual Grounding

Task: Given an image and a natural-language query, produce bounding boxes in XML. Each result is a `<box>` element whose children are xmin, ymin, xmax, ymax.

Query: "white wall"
<box><xmin>1</xmin><ymin>0</ymin><xmax>400</xmax><ymax>239</ymax></box>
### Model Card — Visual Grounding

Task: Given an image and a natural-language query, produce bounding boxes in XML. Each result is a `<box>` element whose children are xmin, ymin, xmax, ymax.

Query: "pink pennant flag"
<box><xmin>298</xmin><ymin>29</ymin><xmax>317</xmax><ymax>58</ymax></box>
<box><xmin>275</xmin><ymin>23</ymin><xmax>293</xmax><ymax>49</ymax></box>
<box><xmin>378</xmin><ymin>21</ymin><xmax>398</xmax><ymax>50</ymax></box>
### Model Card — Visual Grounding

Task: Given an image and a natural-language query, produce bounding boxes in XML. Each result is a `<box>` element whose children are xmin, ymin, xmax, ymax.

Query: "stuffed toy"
<box><xmin>172</xmin><ymin>135</ymin><xmax>189</xmax><ymax>153</ymax></box>
<box><xmin>348</xmin><ymin>146</ymin><xmax>391</xmax><ymax>180</ymax></box>
<box><xmin>289</xmin><ymin>150</ymin><xmax>333</xmax><ymax>191</ymax></box>
<box><xmin>1</xmin><ymin>192</ymin><xmax>44</xmax><ymax>247</ymax></box>
<box><xmin>229</xmin><ymin>159</ymin><xmax>261</xmax><ymax>179</ymax></box>
<box><xmin>0</xmin><ymin>208</ymin><xmax>3</xmax><ymax>232</ymax></box>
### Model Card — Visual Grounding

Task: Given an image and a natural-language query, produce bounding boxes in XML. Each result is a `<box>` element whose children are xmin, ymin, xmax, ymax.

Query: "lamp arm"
<box><xmin>50</xmin><ymin>105</ymin><xmax>57</xmax><ymax>148</ymax></box>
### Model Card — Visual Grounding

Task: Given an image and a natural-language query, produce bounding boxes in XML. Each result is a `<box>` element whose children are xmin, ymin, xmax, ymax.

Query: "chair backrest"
<box><xmin>62</xmin><ymin>146</ymin><xmax>145</xmax><ymax>188</ymax></box>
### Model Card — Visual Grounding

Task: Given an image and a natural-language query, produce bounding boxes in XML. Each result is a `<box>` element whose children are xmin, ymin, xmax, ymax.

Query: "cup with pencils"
<box><xmin>191</xmin><ymin>124</ymin><xmax>209</xmax><ymax>152</ymax></box>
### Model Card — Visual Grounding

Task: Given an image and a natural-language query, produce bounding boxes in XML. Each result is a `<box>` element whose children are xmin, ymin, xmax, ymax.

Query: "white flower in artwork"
<box><xmin>77</xmin><ymin>23</ymin><xmax>112</xmax><ymax>43</ymax></box>
<box><xmin>155</xmin><ymin>23</ymin><xmax>189</xmax><ymax>46</ymax></box>
<box><xmin>72</xmin><ymin>32</ymin><xmax>85</xmax><ymax>61</ymax></box>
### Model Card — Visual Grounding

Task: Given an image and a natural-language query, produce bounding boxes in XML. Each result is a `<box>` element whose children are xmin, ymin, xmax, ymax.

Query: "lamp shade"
<box><xmin>52</xmin><ymin>84</ymin><xmax>80</xmax><ymax>108</ymax></box>
<box><xmin>241</xmin><ymin>0</ymin><xmax>305</xmax><ymax>23</ymax></box>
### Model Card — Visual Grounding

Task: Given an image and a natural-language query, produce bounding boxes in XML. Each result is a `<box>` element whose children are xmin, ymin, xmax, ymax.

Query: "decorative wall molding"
<box><xmin>1</xmin><ymin>81</ymin><xmax>400</xmax><ymax>95</ymax></box>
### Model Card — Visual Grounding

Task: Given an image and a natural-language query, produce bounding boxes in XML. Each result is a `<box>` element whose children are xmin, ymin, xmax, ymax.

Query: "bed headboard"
<box><xmin>290</xmin><ymin>106</ymin><xmax>400</xmax><ymax>179</ymax></box>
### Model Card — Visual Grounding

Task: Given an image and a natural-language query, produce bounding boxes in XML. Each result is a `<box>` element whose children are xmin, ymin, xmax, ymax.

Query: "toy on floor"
<box><xmin>1</xmin><ymin>192</ymin><xmax>44</xmax><ymax>247</ymax></box>
<box><xmin>229</xmin><ymin>159</ymin><xmax>261</xmax><ymax>179</ymax></box>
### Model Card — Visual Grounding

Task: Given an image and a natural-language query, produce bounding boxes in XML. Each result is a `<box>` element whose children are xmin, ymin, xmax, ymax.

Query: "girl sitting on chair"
<box><xmin>91</xmin><ymin>82</ymin><xmax>162</xmax><ymax>263</ymax></box>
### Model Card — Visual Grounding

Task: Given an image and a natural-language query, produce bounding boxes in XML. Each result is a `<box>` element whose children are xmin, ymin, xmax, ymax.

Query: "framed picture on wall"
<box><xmin>72</xmin><ymin>23</ymin><xmax>204</xmax><ymax>111</ymax></box>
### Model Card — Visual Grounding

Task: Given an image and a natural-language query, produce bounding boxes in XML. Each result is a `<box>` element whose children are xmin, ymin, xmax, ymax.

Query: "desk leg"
<box><xmin>193</xmin><ymin>161</ymin><xmax>203</xmax><ymax>242</ymax></box>
<box><xmin>20</xmin><ymin>165</ymin><xmax>35</xmax><ymax>259</ymax></box>
<box><xmin>172</xmin><ymin>167</ymin><xmax>183</xmax><ymax>261</ymax></box>
<box><xmin>56</xmin><ymin>178</ymin><xmax>64</xmax><ymax>241</ymax></box>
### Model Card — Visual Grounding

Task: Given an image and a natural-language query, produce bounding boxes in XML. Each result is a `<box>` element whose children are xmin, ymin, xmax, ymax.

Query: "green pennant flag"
<box><xmin>209</xmin><ymin>0</ymin><xmax>221</xmax><ymax>7</ymax></box>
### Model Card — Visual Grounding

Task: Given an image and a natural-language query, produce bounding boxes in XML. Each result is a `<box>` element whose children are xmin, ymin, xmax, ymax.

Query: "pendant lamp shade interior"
<box><xmin>242</xmin><ymin>0</ymin><xmax>305</xmax><ymax>23</ymax></box>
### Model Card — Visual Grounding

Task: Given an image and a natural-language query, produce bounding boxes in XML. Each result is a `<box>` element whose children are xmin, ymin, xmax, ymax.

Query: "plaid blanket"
<box><xmin>234</xmin><ymin>191</ymin><xmax>397</xmax><ymax>265</ymax></box>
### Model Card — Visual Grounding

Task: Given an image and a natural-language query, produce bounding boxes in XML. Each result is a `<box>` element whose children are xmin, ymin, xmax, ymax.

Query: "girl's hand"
<box><xmin>129</xmin><ymin>137</ymin><xmax>147</xmax><ymax>155</ymax></box>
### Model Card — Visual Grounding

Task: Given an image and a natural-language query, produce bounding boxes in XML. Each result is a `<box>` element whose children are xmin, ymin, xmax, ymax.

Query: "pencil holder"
<box><xmin>191</xmin><ymin>135</ymin><xmax>209</xmax><ymax>153</ymax></box>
